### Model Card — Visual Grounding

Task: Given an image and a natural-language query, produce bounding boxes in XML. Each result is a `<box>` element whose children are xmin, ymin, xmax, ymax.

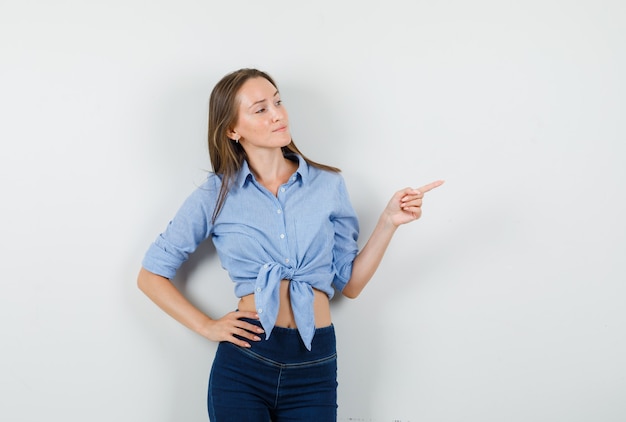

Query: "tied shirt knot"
<box><xmin>254</xmin><ymin>261</ymin><xmax>316</xmax><ymax>350</ymax></box>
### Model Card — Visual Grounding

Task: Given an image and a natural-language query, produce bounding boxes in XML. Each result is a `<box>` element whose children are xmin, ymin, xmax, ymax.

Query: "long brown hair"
<box><xmin>208</xmin><ymin>68</ymin><xmax>340</xmax><ymax>222</ymax></box>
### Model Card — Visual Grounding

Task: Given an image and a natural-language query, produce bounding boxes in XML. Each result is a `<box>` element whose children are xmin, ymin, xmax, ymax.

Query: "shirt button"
<box><xmin>263</xmin><ymin>263</ymin><xmax>269</xmax><ymax>269</ymax></box>
<box><xmin>257</xmin><ymin>308</ymin><xmax>263</xmax><ymax>314</ymax></box>
<box><xmin>281</xmin><ymin>187</ymin><xmax>286</xmax><ymax>192</ymax></box>
<box><xmin>285</xmin><ymin>258</ymin><xmax>290</xmax><ymax>264</ymax></box>
<box><xmin>277</xmin><ymin>209</ymin><xmax>282</xmax><ymax>214</ymax></box>
<box><xmin>256</xmin><ymin>287</ymin><xmax>262</xmax><ymax>292</ymax></box>
<box><xmin>280</xmin><ymin>234</ymin><xmax>285</xmax><ymax>239</ymax></box>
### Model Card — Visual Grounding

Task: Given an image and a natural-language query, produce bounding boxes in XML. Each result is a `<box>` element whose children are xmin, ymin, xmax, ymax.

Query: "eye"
<box><xmin>255</xmin><ymin>108</ymin><xmax>266</xmax><ymax>114</ymax></box>
<box><xmin>275</xmin><ymin>100</ymin><xmax>282</xmax><ymax>106</ymax></box>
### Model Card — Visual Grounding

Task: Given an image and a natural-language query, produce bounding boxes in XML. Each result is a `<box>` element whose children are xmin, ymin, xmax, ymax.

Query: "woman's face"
<box><xmin>229</xmin><ymin>77</ymin><xmax>291</xmax><ymax>152</ymax></box>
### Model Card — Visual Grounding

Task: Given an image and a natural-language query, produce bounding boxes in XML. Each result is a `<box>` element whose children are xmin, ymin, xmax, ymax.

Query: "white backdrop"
<box><xmin>1</xmin><ymin>1</ymin><xmax>625</xmax><ymax>421</ymax></box>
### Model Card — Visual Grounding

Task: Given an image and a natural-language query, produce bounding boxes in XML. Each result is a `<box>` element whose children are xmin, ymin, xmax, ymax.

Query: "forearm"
<box><xmin>137</xmin><ymin>267</ymin><xmax>213</xmax><ymax>337</ymax></box>
<box><xmin>341</xmin><ymin>212</ymin><xmax>397</xmax><ymax>299</ymax></box>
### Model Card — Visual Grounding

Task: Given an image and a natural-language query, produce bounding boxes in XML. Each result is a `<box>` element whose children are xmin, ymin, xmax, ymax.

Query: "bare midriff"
<box><xmin>238</xmin><ymin>279</ymin><xmax>332</xmax><ymax>328</ymax></box>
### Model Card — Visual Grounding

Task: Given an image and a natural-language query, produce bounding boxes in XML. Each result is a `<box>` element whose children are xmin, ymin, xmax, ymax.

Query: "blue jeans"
<box><xmin>207</xmin><ymin>318</ymin><xmax>338</xmax><ymax>421</ymax></box>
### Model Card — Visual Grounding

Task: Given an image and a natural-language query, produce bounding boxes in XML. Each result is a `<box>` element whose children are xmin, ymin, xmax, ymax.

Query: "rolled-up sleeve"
<box><xmin>330</xmin><ymin>176</ymin><xmax>360</xmax><ymax>292</ymax></box>
<box><xmin>141</xmin><ymin>178</ymin><xmax>217</xmax><ymax>279</ymax></box>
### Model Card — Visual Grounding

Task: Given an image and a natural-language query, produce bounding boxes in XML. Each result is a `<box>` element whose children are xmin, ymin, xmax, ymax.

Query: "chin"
<box><xmin>277</xmin><ymin>133</ymin><xmax>293</xmax><ymax>146</ymax></box>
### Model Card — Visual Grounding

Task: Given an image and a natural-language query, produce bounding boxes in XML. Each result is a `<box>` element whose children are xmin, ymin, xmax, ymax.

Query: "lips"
<box><xmin>273</xmin><ymin>125</ymin><xmax>288</xmax><ymax>132</ymax></box>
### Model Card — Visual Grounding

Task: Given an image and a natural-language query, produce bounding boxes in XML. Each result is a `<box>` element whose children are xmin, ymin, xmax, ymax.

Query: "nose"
<box><xmin>272</xmin><ymin>105</ymin><xmax>285</xmax><ymax>122</ymax></box>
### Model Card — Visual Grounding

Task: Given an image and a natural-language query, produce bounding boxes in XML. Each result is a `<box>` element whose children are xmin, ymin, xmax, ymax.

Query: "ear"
<box><xmin>226</xmin><ymin>127</ymin><xmax>239</xmax><ymax>142</ymax></box>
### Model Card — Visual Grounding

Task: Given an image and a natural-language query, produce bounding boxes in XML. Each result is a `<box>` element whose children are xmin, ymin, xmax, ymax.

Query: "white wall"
<box><xmin>1</xmin><ymin>1</ymin><xmax>625</xmax><ymax>421</ymax></box>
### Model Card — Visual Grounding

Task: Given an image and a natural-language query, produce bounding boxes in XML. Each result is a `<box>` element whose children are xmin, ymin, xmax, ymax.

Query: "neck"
<box><xmin>245</xmin><ymin>149</ymin><xmax>296</xmax><ymax>195</ymax></box>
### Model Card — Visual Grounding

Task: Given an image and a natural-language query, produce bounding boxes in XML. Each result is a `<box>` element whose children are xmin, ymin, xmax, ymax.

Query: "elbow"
<box><xmin>137</xmin><ymin>267</ymin><xmax>159</xmax><ymax>294</ymax></box>
<box><xmin>137</xmin><ymin>268</ymin><xmax>148</xmax><ymax>293</ymax></box>
<box><xmin>342</xmin><ymin>291</ymin><xmax>359</xmax><ymax>300</ymax></box>
<box><xmin>341</xmin><ymin>285</ymin><xmax>361</xmax><ymax>300</ymax></box>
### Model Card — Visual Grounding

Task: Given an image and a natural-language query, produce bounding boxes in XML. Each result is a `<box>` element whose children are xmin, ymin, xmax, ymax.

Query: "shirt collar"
<box><xmin>236</xmin><ymin>159</ymin><xmax>254</xmax><ymax>188</ymax></box>
<box><xmin>290</xmin><ymin>153</ymin><xmax>308</xmax><ymax>184</ymax></box>
<box><xmin>236</xmin><ymin>153</ymin><xmax>308</xmax><ymax>188</ymax></box>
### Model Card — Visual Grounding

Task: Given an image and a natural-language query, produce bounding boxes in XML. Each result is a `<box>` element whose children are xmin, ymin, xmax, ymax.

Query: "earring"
<box><xmin>229</xmin><ymin>138</ymin><xmax>239</xmax><ymax>144</ymax></box>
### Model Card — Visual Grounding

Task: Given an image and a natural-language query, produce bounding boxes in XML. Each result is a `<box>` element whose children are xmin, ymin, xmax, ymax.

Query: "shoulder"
<box><xmin>187</xmin><ymin>172</ymin><xmax>221</xmax><ymax>197</ymax></box>
<box><xmin>179</xmin><ymin>172</ymin><xmax>221</xmax><ymax>211</ymax></box>
<box><xmin>305</xmin><ymin>162</ymin><xmax>344</xmax><ymax>185</ymax></box>
<box><xmin>305</xmin><ymin>166</ymin><xmax>352</xmax><ymax>210</ymax></box>
<box><xmin>202</xmin><ymin>172</ymin><xmax>223</xmax><ymax>192</ymax></box>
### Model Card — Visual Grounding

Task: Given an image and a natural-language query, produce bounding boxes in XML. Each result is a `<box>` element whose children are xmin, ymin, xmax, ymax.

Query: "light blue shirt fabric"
<box><xmin>142</xmin><ymin>154</ymin><xmax>360</xmax><ymax>350</ymax></box>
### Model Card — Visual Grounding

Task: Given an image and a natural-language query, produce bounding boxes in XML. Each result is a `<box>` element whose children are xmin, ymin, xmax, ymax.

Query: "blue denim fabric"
<box><xmin>142</xmin><ymin>154</ymin><xmax>359</xmax><ymax>350</ymax></box>
<box><xmin>207</xmin><ymin>319</ymin><xmax>338</xmax><ymax>421</ymax></box>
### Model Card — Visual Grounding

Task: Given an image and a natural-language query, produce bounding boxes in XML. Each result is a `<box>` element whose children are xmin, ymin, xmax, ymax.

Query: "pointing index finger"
<box><xmin>415</xmin><ymin>180</ymin><xmax>445</xmax><ymax>194</ymax></box>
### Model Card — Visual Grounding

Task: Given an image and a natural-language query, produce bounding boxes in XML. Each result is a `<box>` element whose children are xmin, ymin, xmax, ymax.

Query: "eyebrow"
<box><xmin>248</xmin><ymin>90</ymin><xmax>280</xmax><ymax>109</ymax></box>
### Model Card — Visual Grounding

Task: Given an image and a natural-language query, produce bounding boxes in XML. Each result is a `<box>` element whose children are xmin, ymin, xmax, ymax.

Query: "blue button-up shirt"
<box><xmin>142</xmin><ymin>154</ymin><xmax>360</xmax><ymax>350</ymax></box>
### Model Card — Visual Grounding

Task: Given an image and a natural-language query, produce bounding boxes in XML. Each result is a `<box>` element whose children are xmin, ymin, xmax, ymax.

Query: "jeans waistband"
<box><xmin>235</xmin><ymin>317</ymin><xmax>337</xmax><ymax>365</ymax></box>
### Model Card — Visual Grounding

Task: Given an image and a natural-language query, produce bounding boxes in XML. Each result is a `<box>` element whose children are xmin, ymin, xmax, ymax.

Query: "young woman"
<box><xmin>138</xmin><ymin>68</ymin><xmax>443</xmax><ymax>421</ymax></box>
